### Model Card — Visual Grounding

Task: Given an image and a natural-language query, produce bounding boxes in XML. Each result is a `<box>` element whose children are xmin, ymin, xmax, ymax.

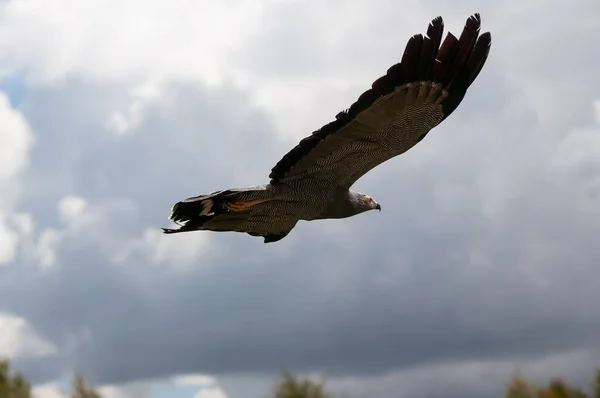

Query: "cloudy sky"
<box><xmin>0</xmin><ymin>0</ymin><xmax>599</xmax><ymax>397</ymax></box>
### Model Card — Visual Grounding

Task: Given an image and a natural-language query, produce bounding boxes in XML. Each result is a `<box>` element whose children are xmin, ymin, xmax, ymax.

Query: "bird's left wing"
<box><xmin>268</xmin><ymin>14</ymin><xmax>491</xmax><ymax>190</ymax></box>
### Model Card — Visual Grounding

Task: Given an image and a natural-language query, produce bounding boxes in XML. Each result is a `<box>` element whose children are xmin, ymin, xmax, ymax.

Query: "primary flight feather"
<box><xmin>163</xmin><ymin>14</ymin><xmax>492</xmax><ymax>243</ymax></box>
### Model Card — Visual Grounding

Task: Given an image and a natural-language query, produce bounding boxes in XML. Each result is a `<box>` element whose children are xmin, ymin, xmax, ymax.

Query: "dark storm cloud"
<box><xmin>1</xmin><ymin>1</ymin><xmax>600</xmax><ymax>397</ymax></box>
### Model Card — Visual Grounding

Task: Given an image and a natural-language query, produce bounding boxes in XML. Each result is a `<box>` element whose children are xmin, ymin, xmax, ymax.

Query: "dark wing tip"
<box><xmin>400</xmin><ymin>34</ymin><xmax>424</xmax><ymax>82</ymax></box>
<box><xmin>430</xmin><ymin>13</ymin><xmax>492</xmax><ymax>120</ymax></box>
<box><xmin>466</xmin><ymin>31</ymin><xmax>492</xmax><ymax>86</ymax></box>
<box><xmin>268</xmin><ymin>14</ymin><xmax>491</xmax><ymax>183</ymax></box>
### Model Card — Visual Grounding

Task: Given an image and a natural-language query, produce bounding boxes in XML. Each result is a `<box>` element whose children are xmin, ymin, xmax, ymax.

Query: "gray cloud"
<box><xmin>2</xmin><ymin>1</ymin><xmax>600</xmax><ymax>397</ymax></box>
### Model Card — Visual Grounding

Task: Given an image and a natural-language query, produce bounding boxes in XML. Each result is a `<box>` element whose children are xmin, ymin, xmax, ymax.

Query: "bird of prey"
<box><xmin>163</xmin><ymin>14</ymin><xmax>492</xmax><ymax>243</ymax></box>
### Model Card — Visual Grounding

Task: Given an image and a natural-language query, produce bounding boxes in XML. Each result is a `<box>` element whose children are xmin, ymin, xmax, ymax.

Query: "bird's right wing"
<box><xmin>268</xmin><ymin>14</ymin><xmax>491</xmax><ymax>190</ymax></box>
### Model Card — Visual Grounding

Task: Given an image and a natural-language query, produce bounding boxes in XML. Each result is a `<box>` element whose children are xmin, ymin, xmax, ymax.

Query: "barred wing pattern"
<box><xmin>269</xmin><ymin>14</ymin><xmax>491</xmax><ymax>191</ymax></box>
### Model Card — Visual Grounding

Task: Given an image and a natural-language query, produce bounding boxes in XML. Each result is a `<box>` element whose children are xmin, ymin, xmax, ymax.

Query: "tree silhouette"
<box><xmin>70</xmin><ymin>373</ymin><xmax>102</xmax><ymax>398</ymax></box>
<box><xmin>0</xmin><ymin>359</ymin><xmax>32</xmax><ymax>398</ymax></box>
<box><xmin>506</xmin><ymin>370</ymin><xmax>600</xmax><ymax>398</ymax></box>
<box><xmin>271</xmin><ymin>370</ymin><xmax>332</xmax><ymax>398</ymax></box>
<box><xmin>2</xmin><ymin>355</ymin><xmax>600</xmax><ymax>398</ymax></box>
<box><xmin>0</xmin><ymin>358</ymin><xmax>103</xmax><ymax>398</ymax></box>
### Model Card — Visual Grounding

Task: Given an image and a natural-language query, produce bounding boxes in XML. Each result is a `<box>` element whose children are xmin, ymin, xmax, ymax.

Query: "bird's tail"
<box><xmin>162</xmin><ymin>188</ymin><xmax>270</xmax><ymax>234</ymax></box>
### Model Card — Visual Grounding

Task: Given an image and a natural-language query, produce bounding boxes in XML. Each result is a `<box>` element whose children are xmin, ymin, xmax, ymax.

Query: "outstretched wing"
<box><xmin>269</xmin><ymin>14</ymin><xmax>491</xmax><ymax>190</ymax></box>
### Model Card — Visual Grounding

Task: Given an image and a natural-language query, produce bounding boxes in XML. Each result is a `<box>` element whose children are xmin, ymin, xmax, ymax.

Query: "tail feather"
<box><xmin>168</xmin><ymin>190</ymin><xmax>226</xmax><ymax>225</ymax></box>
<box><xmin>163</xmin><ymin>188</ymin><xmax>270</xmax><ymax>234</ymax></box>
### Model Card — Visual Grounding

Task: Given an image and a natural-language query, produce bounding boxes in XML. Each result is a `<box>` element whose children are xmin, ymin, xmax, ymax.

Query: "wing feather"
<box><xmin>417</xmin><ymin>17</ymin><xmax>444</xmax><ymax>81</ymax></box>
<box><xmin>401</xmin><ymin>34</ymin><xmax>423</xmax><ymax>82</ymax></box>
<box><xmin>268</xmin><ymin>14</ymin><xmax>492</xmax><ymax>188</ymax></box>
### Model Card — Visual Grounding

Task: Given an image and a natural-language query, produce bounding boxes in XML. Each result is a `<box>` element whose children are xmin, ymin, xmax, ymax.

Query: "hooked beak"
<box><xmin>375</xmin><ymin>203</ymin><xmax>381</xmax><ymax>212</ymax></box>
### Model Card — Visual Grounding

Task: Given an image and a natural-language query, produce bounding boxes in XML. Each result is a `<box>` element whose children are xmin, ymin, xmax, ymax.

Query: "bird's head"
<box><xmin>355</xmin><ymin>192</ymin><xmax>381</xmax><ymax>212</ymax></box>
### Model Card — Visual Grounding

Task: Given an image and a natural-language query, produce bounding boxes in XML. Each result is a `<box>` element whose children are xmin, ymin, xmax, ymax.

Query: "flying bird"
<box><xmin>163</xmin><ymin>14</ymin><xmax>492</xmax><ymax>243</ymax></box>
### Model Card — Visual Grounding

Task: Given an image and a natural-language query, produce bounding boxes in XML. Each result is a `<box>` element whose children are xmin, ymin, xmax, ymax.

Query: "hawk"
<box><xmin>163</xmin><ymin>14</ymin><xmax>492</xmax><ymax>243</ymax></box>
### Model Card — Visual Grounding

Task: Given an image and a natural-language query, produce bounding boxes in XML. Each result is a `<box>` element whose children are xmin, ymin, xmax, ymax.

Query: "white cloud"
<box><xmin>11</xmin><ymin>212</ymin><xmax>34</xmax><ymax>236</ymax></box>
<box><xmin>106</xmin><ymin>80</ymin><xmax>162</xmax><ymax>136</ymax></box>
<box><xmin>174</xmin><ymin>374</ymin><xmax>218</xmax><ymax>387</ymax></box>
<box><xmin>97</xmin><ymin>385</ymin><xmax>128</xmax><ymax>398</ymax></box>
<box><xmin>0</xmin><ymin>211</ymin><xmax>18</xmax><ymax>265</ymax></box>
<box><xmin>0</xmin><ymin>0</ymin><xmax>449</xmax><ymax>143</ymax></box>
<box><xmin>555</xmin><ymin>99</ymin><xmax>600</xmax><ymax>199</ymax></box>
<box><xmin>0</xmin><ymin>91</ymin><xmax>33</xmax><ymax>184</ymax></box>
<box><xmin>0</xmin><ymin>312</ymin><xmax>56</xmax><ymax>359</ymax></box>
<box><xmin>34</xmin><ymin>195</ymin><xmax>118</xmax><ymax>268</ymax></box>
<box><xmin>32</xmin><ymin>383</ymin><xmax>67</xmax><ymax>398</ymax></box>
<box><xmin>175</xmin><ymin>374</ymin><xmax>229</xmax><ymax>398</ymax></box>
<box><xmin>194</xmin><ymin>387</ymin><xmax>229</xmax><ymax>398</ymax></box>
<box><xmin>106</xmin><ymin>112</ymin><xmax>131</xmax><ymax>135</ymax></box>
<box><xmin>0</xmin><ymin>195</ymin><xmax>95</xmax><ymax>269</ymax></box>
<box><xmin>0</xmin><ymin>0</ymin><xmax>264</xmax><ymax>85</ymax></box>
<box><xmin>113</xmin><ymin>227</ymin><xmax>211</xmax><ymax>272</ymax></box>
<box><xmin>0</xmin><ymin>91</ymin><xmax>34</xmax><ymax>264</ymax></box>
<box><xmin>57</xmin><ymin>196</ymin><xmax>87</xmax><ymax>224</ymax></box>
<box><xmin>35</xmin><ymin>228</ymin><xmax>62</xmax><ymax>269</ymax></box>
<box><xmin>32</xmin><ymin>381</ymin><xmax>151</xmax><ymax>398</ymax></box>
